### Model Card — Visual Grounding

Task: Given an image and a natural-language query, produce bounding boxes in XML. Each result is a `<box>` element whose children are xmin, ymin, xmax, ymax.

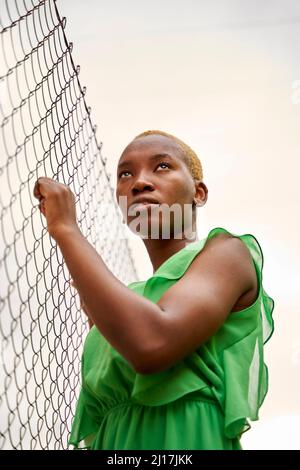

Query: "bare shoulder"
<box><xmin>200</xmin><ymin>232</ymin><xmax>253</xmax><ymax>265</ymax></box>
<box><xmin>182</xmin><ymin>231</ymin><xmax>256</xmax><ymax>296</ymax></box>
<box><xmin>194</xmin><ymin>232</ymin><xmax>258</xmax><ymax>312</ymax></box>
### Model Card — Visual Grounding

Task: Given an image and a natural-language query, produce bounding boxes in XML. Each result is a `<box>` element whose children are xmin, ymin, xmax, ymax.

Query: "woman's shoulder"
<box><xmin>196</xmin><ymin>229</ymin><xmax>257</xmax><ymax>284</ymax></box>
<box><xmin>191</xmin><ymin>228</ymin><xmax>260</xmax><ymax>313</ymax></box>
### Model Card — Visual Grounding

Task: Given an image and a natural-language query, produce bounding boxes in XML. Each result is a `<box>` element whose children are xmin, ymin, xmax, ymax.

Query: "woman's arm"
<box><xmin>33</xmin><ymin>177</ymin><xmax>166</xmax><ymax>373</ymax></box>
<box><xmin>54</xmin><ymin>226</ymin><xmax>167</xmax><ymax>373</ymax></box>
<box><xmin>71</xmin><ymin>279</ymin><xmax>94</xmax><ymax>329</ymax></box>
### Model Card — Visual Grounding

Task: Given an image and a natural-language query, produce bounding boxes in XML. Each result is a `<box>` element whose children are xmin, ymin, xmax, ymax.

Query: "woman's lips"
<box><xmin>129</xmin><ymin>202</ymin><xmax>160</xmax><ymax>213</ymax></box>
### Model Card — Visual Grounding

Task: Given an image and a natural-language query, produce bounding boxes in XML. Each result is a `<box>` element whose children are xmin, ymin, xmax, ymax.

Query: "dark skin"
<box><xmin>116</xmin><ymin>134</ymin><xmax>207</xmax><ymax>273</ymax></box>
<box><xmin>33</xmin><ymin>134</ymin><xmax>258</xmax><ymax>375</ymax></box>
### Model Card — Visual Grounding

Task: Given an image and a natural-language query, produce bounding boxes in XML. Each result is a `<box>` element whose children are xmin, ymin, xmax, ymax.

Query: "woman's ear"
<box><xmin>193</xmin><ymin>180</ymin><xmax>208</xmax><ymax>207</ymax></box>
<box><xmin>193</xmin><ymin>198</ymin><xmax>204</xmax><ymax>207</ymax></box>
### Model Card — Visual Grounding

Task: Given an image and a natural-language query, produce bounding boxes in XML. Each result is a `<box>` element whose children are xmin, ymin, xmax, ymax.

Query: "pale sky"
<box><xmin>60</xmin><ymin>0</ymin><xmax>300</xmax><ymax>449</ymax></box>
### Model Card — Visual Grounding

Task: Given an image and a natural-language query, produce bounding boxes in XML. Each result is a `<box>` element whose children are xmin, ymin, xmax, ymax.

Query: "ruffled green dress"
<box><xmin>68</xmin><ymin>227</ymin><xmax>275</xmax><ymax>450</ymax></box>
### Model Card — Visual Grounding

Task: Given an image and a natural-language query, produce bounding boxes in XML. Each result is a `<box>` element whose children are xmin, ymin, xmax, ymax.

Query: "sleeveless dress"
<box><xmin>68</xmin><ymin>227</ymin><xmax>275</xmax><ymax>450</ymax></box>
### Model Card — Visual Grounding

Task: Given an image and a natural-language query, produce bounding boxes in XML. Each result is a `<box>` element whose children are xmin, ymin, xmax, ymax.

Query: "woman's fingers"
<box><xmin>33</xmin><ymin>179</ymin><xmax>42</xmax><ymax>200</ymax></box>
<box><xmin>33</xmin><ymin>177</ymin><xmax>79</xmax><ymax>239</ymax></box>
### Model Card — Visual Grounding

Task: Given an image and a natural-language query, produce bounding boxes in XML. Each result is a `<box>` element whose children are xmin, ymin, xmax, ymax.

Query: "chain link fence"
<box><xmin>0</xmin><ymin>0</ymin><xmax>138</xmax><ymax>449</ymax></box>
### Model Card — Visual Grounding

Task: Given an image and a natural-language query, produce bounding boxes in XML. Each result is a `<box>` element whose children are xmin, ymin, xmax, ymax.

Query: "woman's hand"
<box><xmin>33</xmin><ymin>177</ymin><xmax>79</xmax><ymax>239</ymax></box>
<box><xmin>70</xmin><ymin>279</ymin><xmax>94</xmax><ymax>329</ymax></box>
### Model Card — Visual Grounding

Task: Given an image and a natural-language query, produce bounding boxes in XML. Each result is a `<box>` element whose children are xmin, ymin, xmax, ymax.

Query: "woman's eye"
<box><xmin>157</xmin><ymin>162</ymin><xmax>170</xmax><ymax>170</ymax></box>
<box><xmin>119</xmin><ymin>171</ymin><xmax>131</xmax><ymax>178</ymax></box>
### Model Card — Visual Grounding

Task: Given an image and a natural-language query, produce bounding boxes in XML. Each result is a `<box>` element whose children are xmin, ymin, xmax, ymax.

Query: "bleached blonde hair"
<box><xmin>133</xmin><ymin>129</ymin><xmax>203</xmax><ymax>181</ymax></box>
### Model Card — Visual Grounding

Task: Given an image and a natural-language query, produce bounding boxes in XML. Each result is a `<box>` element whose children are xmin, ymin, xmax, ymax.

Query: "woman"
<box><xmin>33</xmin><ymin>130</ymin><xmax>275</xmax><ymax>450</ymax></box>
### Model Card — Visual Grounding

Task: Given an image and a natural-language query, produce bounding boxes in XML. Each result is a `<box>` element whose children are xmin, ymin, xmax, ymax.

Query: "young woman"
<box><xmin>33</xmin><ymin>130</ymin><xmax>275</xmax><ymax>450</ymax></box>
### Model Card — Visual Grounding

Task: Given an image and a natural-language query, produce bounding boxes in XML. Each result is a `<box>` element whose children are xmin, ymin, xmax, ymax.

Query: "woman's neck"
<box><xmin>143</xmin><ymin>222</ymin><xmax>199</xmax><ymax>274</ymax></box>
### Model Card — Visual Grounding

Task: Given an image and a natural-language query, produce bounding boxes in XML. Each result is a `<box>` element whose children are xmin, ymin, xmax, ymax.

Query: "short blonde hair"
<box><xmin>133</xmin><ymin>129</ymin><xmax>203</xmax><ymax>181</ymax></box>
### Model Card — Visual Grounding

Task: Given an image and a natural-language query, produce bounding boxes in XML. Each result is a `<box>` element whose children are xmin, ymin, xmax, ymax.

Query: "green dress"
<box><xmin>68</xmin><ymin>227</ymin><xmax>275</xmax><ymax>450</ymax></box>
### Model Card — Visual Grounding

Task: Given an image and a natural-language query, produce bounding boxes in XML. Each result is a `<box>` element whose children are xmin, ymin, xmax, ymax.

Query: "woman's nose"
<box><xmin>132</xmin><ymin>177</ymin><xmax>155</xmax><ymax>194</ymax></box>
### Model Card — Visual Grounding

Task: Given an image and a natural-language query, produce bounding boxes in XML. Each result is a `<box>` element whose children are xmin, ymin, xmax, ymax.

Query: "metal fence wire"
<box><xmin>0</xmin><ymin>0</ymin><xmax>138</xmax><ymax>449</ymax></box>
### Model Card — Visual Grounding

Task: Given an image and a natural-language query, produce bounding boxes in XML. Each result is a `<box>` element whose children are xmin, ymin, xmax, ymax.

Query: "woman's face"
<box><xmin>115</xmin><ymin>135</ymin><xmax>206</xmax><ymax>239</ymax></box>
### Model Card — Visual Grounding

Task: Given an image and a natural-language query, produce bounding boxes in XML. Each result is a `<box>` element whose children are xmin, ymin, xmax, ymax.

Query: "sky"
<box><xmin>59</xmin><ymin>0</ymin><xmax>300</xmax><ymax>449</ymax></box>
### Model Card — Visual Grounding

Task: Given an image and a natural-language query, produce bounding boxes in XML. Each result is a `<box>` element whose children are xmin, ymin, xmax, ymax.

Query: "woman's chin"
<box><xmin>126</xmin><ymin>209</ymin><xmax>194</xmax><ymax>239</ymax></box>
